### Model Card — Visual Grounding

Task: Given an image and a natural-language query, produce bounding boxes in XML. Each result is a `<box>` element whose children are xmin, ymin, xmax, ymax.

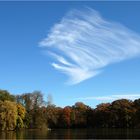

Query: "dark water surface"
<box><xmin>0</xmin><ymin>128</ymin><xmax>140</xmax><ymax>139</ymax></box>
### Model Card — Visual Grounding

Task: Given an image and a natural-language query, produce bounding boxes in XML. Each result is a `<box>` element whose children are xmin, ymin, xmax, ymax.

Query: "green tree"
<box><xmin>16</xmin><ymin>91</ymin><xmax>46</xmax><ymax>129</ymax></box>
<box><xmin>0</xmin><ymin>90</ymin><xmax>15</xmax><ymax>102</ymax></box>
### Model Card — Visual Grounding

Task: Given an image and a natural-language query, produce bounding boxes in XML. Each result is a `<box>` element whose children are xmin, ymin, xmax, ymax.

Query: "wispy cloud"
<box><xmin>76</xmin><ymin>94</ymin><xmax>140</xmax><ymax>101</ymax></box>
<box><xmin>39</xmin><ymin>8</ymin><xmax>140</xmax><ymax>84</ymax></box>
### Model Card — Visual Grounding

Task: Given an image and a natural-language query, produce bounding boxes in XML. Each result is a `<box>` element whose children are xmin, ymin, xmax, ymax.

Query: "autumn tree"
<box><xmin>16</xmin><ymin>103</ymin><xmax>26</xmax><ymax>129</ymax></box>
<box><xmin>59</xmin><ymin>106</ymin><xmax>71</xmax><ymax>128</ymax></box>
<box><xmin>0</xmin><ymin>101</ymin><xmax>17</xmax><ymax>130</ymax></box>
<box><xmin>133</xmin><ymin>99</ymin><xmax>140</xmax><ymax>127</ymax></box>
<box><xmin>72</xmin><ymin>102</ymin><xmax>88</xmax><ymax>127</ymax></box>
<box><xmin>111</xmin><ymin>99</ymin><xmax>135</xmax><ymax>128</ymax></box>
<box><xmin>93</xmin><ymin>103</ymin><xmax>111</xmax><ymax>128</ymax></box>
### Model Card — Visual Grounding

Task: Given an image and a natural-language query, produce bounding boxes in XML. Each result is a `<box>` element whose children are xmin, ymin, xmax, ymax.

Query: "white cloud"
<box><xmin>77</xmin><ymin>94</ymin><xmax>140</xmax><ymax>101</ymax></box>
<box><xmin>39</xmin><ymin>8</ymin><xmax>140</xmax><ymax>84</ymax></box>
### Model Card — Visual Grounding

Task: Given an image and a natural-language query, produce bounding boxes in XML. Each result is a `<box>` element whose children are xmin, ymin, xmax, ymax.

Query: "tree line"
<box><xmin>0</xmin><ymin>89</ymin><xmax>140</xmax><ymax>131</ymax></box>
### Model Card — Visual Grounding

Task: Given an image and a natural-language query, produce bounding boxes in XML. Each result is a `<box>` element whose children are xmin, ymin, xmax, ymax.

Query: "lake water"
<box><xmin>0</xmin><ymin>128</ymin><xmax>140</xmax><ymax>139</ymax></box>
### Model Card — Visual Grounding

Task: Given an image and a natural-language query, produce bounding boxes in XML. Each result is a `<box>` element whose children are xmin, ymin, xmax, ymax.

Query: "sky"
<box><xmin>0</xmin><ymin>1</ymin><xmax>140</xmax><ymax>108</ymax></box>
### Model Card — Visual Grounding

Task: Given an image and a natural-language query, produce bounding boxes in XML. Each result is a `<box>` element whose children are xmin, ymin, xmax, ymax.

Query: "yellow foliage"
<box><xmin>0</xmin><ymin>101</ymin><xmax>17</xmax><ymax>130</ymax></box>
<box><xmin>0</xmin><ymin>101</ymin><xmax>26</xmax><ymax>130</ymax></box>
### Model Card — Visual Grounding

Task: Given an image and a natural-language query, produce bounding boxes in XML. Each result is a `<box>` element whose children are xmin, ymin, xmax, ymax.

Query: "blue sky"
<box><xmin>0</xmin><ymin>1</ymin><xmax>140</xmax><ymax>107</ymax></box>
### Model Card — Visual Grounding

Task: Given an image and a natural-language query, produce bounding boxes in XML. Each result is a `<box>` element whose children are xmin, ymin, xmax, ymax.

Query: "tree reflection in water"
<box><xmin>0</xmin><ymin>129</ymin><xmax>140</xmax><ymax>139</ymax></box>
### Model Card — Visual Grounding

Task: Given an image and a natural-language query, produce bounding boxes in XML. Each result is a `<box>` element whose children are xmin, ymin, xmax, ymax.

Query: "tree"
<box><xmin>0</xmin><ymin>90</ymin><xmax>15</xmax><ymax>102</ymax></box>
<box><xmin>16</xmin><ymin>91</ymin><xmax>45</xmax><ymax>112</ymax></box>
<box><xmin>0</xmin><ymin>101</ymin><xmax>17</xmax><ymax>130</ymax></box>
<box><xmin>16</xmin><ymin>103</ymin><xmax>26</xmax><ymax>129</ymax></box>
<box><xmin>86</xmin><ymin>107</ymin><xmax>94</xmax><ymax>128</ymax></box>
<box><xmin>46</xmin><ymin>105</ymin><xmax>61</xmax><ymax>128</ymax></box>
<box><xmin>16</xmin><ymin>93</ymin><xmax>32</xmax><ymax>112</ymax></box>
<box><xmin>33</xmin><ymin>107</ymin><xmax>48</xmax><ymax>129</ymax></box>
<box><xmin>111</xmin><ymin>99</ymin><xmax>135</xmax><ymax>128</ymax></box>
<box><xmin>31</xmin><ymin>91</ymin><xmax>44</xmax><ymax>110</ymax></box>
<box><xmin>0</xmin><ymin>100</ymin><xmax>26</xmax><ymax>130</ymax></box>
<box><xmin>72</xmin><ymin>102</ymin><xmax>88</xmax><ymax>127</ymax></box>
<box><xmin>133</xmin><ymin>99</ymin><xmax>140</xmax><ymax>127</ymax></box>
<box><xmin>16</xmin><ymin>91</ymin><xmax>46</xmax><ymax>129</ymax></box>
<box><xmin>30</xmin><ymin>91</ymin><xmax>46</xmax><ymax>128</ymax></box>
<box><xmin>74</xmin><ymin>102</ymin><xmax>88</xmax><ymax>110</ymax></box>
<box><xmin>60</xmin><ymin>106</ymin><xmax>71</xmax><ymax>128</ymax></box>
<box><xmin>93</xmin><ymin>103</ymin><xmax>111</xmax><ymax>128</ymax></box>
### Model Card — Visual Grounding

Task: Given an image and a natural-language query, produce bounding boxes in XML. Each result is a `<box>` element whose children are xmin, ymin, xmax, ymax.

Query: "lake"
<box><xmin>0</xmin><ymin>128</ymin><xmax>140</xmax><ymax>139</ymax></box>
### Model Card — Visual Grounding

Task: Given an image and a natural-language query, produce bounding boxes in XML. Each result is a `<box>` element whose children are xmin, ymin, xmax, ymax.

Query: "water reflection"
<box><xmin>0</xmin><ymin>129</ymin><xmax>140</xmax><ymax>139</ymax></box>
<box><xmin>0</xmin><ymin>131</ymin><xmax>16</xmax><ymax>139</ymax></box>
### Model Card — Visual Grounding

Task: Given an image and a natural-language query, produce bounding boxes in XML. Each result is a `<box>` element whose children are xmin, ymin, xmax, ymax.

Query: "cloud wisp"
<box><xmin>40</xmin><ymin>8</ymin><xmax>140</xmax><ymax>85</ymax></box>
<box><xmin>76</xmin><ymin>94</ymin><xmax>140</xmax><ymax>101</ymax></box>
